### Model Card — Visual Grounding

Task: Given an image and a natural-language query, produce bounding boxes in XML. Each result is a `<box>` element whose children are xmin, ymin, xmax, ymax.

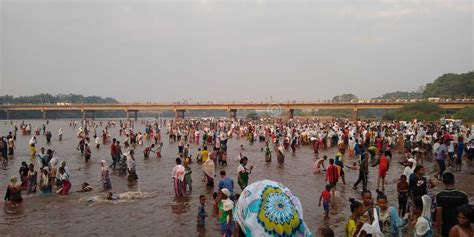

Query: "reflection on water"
<box><xmin>1</xmin><ymin>119</ymin><xmax>473</xmax><ymax>236</ymax></box>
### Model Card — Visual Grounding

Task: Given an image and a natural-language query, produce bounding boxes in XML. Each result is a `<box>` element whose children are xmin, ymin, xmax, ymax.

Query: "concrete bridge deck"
<box><xmin>1</xmin><ymin>101</ymin><xmax>472</xmax><ymax>120</ymax></box>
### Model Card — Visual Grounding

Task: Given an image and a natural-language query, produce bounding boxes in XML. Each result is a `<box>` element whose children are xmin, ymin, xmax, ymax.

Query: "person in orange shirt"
<box><xmin>377</xmin><ymin>151</ymin><xmax>390</xmax><ymax>191</ymax></box>
<box><xmin>325</xmin><ymin>159</ymin><xmax>340</xmax><ymax>197</ymax></box>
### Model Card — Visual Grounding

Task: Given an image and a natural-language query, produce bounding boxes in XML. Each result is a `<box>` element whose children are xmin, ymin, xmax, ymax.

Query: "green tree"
<box><xmin>373</xmin><ymin>91</ymin><xmax>422</xmax><ymax>100</ymax></box>
<box><xmin>332</xmin><ymin>94</ymin><xmax>357</xmax><ymax>102</ymax></box>
<box><xmin>453</xmin><ymin>107</ymin><xmax>474</xmax><ymax>123</ymax></box>
<box><xmin>381</xmin><ymin>111</ymin><xmax>396</xmax><ymax>121</ymax></box>
<box><xmin>246</xmin><ymin>111</ymin><xmax>259</xmax><ymax>120</ymax></box>
<box><xmin>423</xmin><ymin>72</ymin><xmax>474</xmax><ymax>98</ymax></box>
<box><xmin>396</xmin><ymin>101</ymin><xmax>443</xmax><ymax>121</ymax></box>
<box><xmin>0</xmin><ymin>94</ymin><xmax>119</xmax><ymax>104</ymax></box>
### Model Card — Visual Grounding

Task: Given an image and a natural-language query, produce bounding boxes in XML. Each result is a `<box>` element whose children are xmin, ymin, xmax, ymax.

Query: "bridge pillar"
<box><xmin>83</xmin><ymin>111</ymin><xmax>95</xmax><ymax>120</ymax></box>
<box><xmin>287</xmin><ymin>109</ymin><xmax>294</xmax><ymax>119</ymax></box>
<box><xmin>229</xmin><ymin>109</ymin><xmax>237</xmax><ymax>120</ymax></box>
<box><xmin>126</xmin><ymin>110</ymin><xmax>138</xmax><ymax>120</ymax></box>
<box><xmin>175</xmin><ymin>110</ymin><xmax>185</xmax><ymax>119</ymax></box>
<box><xmin>352</xmin><ymin>108</ymin><xmax>358</xmax><ymax>121</ymax></box>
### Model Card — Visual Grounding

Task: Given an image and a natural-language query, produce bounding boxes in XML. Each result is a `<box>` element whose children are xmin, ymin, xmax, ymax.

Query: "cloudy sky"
<box><xmin>1</xmin><ymin>0</ymin><xmax>472</xmax><ymax>102</ymax></box>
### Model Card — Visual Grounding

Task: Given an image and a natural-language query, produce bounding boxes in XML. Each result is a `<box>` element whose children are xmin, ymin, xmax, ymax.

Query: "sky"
<box><xmin>0</xmin><ymin>0</ymin><xmax>472</xmax><ymax>103</ymax></box>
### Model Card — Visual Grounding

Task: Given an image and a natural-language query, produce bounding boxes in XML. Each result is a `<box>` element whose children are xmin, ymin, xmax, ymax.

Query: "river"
<box><xmin>1</xmin><ymin>119</ymin><xmax>473</xmax><ymax>236</ymax></box>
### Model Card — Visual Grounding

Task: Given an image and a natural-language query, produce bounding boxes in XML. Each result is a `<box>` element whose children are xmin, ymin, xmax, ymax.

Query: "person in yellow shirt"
<box><xmin>201</xmin><ymin>146</ymin><xmax>209</xmax><ymax>162</ymax></box>
<box><xmin>346</xmin><ymin>198</ymin><xmax>364</xmax><ymax>237</ymax></box>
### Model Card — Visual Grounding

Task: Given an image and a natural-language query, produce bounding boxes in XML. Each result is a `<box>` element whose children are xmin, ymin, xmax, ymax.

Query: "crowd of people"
<box><xmin>1</xmin><ymin>117</ymin><xmax>474</xmax><ymax>236</ymax></box>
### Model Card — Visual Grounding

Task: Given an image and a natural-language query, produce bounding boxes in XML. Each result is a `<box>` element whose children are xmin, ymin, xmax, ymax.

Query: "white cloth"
<box><xmin>172</xmin><ymin>165</ymin><xmax>185</xmax><ymax>181</ymax></box>
<box><xmin>358</xmin><ymin>208</ymin><xmax>382</xmax><ymax>237</ymax></box>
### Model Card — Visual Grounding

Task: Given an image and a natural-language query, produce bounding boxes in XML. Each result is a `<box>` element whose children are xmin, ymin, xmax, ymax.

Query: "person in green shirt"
<box><xmin>264</xmin><ymin>142</ymin><xmax>271</xmax><ymax>162</ymax></box>
<box><xmin>237</xmin><ymin>157</ymin><xmax>253</xmax><ymax>190</ymax></box>
<box><xmin>218</xmin><ymin>188</ymin><xmax>234</xmax><ymax>237</ymax></box>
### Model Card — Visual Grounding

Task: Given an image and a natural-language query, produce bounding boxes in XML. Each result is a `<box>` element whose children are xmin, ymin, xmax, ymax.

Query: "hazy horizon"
<box><xmin>1</xmin><ymin>0</ymin><xmax>473</xmax><ymax>103</ymax></box>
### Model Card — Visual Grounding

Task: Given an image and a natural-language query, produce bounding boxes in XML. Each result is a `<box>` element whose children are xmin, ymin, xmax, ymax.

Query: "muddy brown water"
<box><xmin>1</xmin><ymin>120</ymin><xmax>473</xmax><ymax>236</ymax></box>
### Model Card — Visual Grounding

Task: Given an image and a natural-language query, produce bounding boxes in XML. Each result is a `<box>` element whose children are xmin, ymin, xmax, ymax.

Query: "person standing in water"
<box><xmin>346</xmin><ymin>198</ymin><xmax>364</xmax><ymax>237</ymax></box>
<box><xmin>29</xmin><ymin>136</ymin><xmax>37</xmax><ymax>158</ymax></box>
<box><xmin>110</xmin><ymin>138</ymin><xmax>118</xmax><ymax>169</ymax></box>
<box><xmin>264</xmin><ymin>142</ymin><xmax>272</xmax><ymax>162</ymax></box>
<box><xmin>237</xmin><ymin>156</ymin><xmax>253</xmax><ymax>190</ymax></box>
<box><xmin>4</xmin><ymin>176</ymin><xmax>23</xmax><ymax>206</ymax></box>
<box><xmin>0</xmin><ymin>137</ymin><xmax>7</xmax><ymax>163</ymax></box>
<box><xmin>100</xmin><ymin>160</ymin><xmax>112</xmax><ymax>190</ymax></box>
<box><xmin>56</xmin><ymin>167</ymin><xmax>71</xmax><ymax>195</ymax></box>
<box><xmin>218</xmin><ymin>170</ymin><xmax>235</xmax><ymax>201</ymax></box>
<box><xmin>19</xmin><ymin>162</ymin><xmax>29</xmax><ymax>191</ymax></box>
<box><xmin>448</xmin><ymin>204</ymin><xmax>473</xmax><ymax>237</ymax></box>
<box><xmin>217</xmin><ymin>188</ymin><xmax>234</xmax><ymax>237</ymax></box>
<box><xmin>94</xmin><ymin>135</ymin><xmax>100</xmax><ymax>149</ymax></box>
<box><xmin>84</xmin><ymin>143</ymin><xmax>92</xmax><ymax>162</ymax></box>
<box><xmin>319</xmin><ymin>184</ymin><xmax>333</xmax><ymax>221</ymax></box>
<box><xmin>39</xmin><ymin>168</ymin><xmax>52</xmax><ymax>194</ymax></box>
<box><xmin>57</xmin><ymin>128</ymin><xmax>63</xmax><ymax>141</ymax></box>
<box><xmin>202</xmin><ymin>153</ymin><xmax>215</xmax><ymax>188</ymax></box>
<box><xmin>27</xmin><ymin>163</ymin><xmax>37</xmax><ymax>193</ymax></box>
<box><xmin>197</xmin><ymin>195</ymin><xmax>208</xmax><ymax>228</ymax></box>
<box><xmin>377</xmin><ymin>150</ymin><xmax>389</xmax><ymax>192</ymax></box>
<box><xmin>184</xmin><ymin>160</ymin><xmax>192</xmax><ymax>192</ymax></box>
<box><xmin>7</xmin><ymin>136</ymin><xmax>15</xmax><ymax>156</ymax></box>
<box><xmin>45</xmin><ymin>131</ymin><xmax>52</xmax><ymax>144</ymax></box>
<box><xmin>172</xmin><ymin>157</ymin><xmax>186</xmax><ymax>197</ymax></box>
<box><xmin>125</xmin><ymin>150</ymin><xmax>138</xmax><ymax>181</ymax></box>
<box><xmin>37</xmin><ymin>147</ymin><xmax>48</xmax><ymax>169</ymax></box>
<box><xmin>325</xmin><ymin>159</ymin><xmax>339</xmax><ymax>197</ymax></box>
<box><xmin>201</xmin><ymin>146</ymin><xmax>209</xmax><ymax>163</ymax></box>
<box><xmin>277</xmin><ymin>146</ymin><xmax>285</xmax><ymax>164</ymax></box>
<box><xmin>353</xmin><ymin>151</ymin><xmax>369</xmax><ymax>191</ymax></box>
<box><xmin>374</xmin><ymin>190</ymin><xmax>407</xmax><ymax>237</ymax></box>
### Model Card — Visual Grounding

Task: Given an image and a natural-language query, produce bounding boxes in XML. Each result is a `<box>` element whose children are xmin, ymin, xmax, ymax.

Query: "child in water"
<box><xmin>319</xmin><ymin>184</ymin><xmax>334</xmax><ymax>221</ymax></box>
<box><xmin>184</xmin><ymin>160</ymin><xmax>192</xmax><ymax>192</ymax></box>
<box><xmin>77</xmin><ymin>182</ymin><xmax>94</xmax><ymax>192</ymax></box>
<box><xmin>106</xmin><ymin>192</ymin><xmax>118</xmax><ymax>201</ymax></box>
<box><xmin>197</xmin><ymin>195</ymin><xmax>208</xmax><ymax>228</ymax></box>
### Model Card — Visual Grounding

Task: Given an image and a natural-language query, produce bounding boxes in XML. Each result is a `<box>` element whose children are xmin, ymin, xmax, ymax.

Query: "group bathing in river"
<box><xmin>1</xmin><ymin>117</ymin><xmax>474</xmax><ymax>237</ymax></box>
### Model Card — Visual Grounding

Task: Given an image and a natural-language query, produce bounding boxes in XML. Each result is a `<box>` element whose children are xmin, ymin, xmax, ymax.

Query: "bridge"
<box><xmin>1</xmin><ymin>101</ymin><xmax>473</xmax><ymax>120</ymax></box>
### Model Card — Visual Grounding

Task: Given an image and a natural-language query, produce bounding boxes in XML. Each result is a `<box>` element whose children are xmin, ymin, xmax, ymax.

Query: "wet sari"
<box><xmin>202</xmin><ymin>159</ymin><xmax>215</xmax><ymax>187</ymax></box>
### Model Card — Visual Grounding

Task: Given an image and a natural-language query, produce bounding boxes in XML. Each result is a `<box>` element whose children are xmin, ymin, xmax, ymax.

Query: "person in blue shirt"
<box><xmin>455</xmin><ymin>137</ymin><xmax>464</xmax><ymax>171</ymax></box>
<box><xmin>37</xmin><ymin>147</ymin><xmax>48</xmax><ymax>169</ymax></box>
<box><xmin>354</xmin><ymin>140</ymin><xmax>362</xmax><ymax>158</ymax></box>
<box><xmin>197</xmin><ymin>195</ymin><xmax>208</xmax><ymax>228</ymax></box>
<box><xmin>218</xmin><ymin>170</ymin><xmax>234</xmax><ymax>201</ymax></box>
